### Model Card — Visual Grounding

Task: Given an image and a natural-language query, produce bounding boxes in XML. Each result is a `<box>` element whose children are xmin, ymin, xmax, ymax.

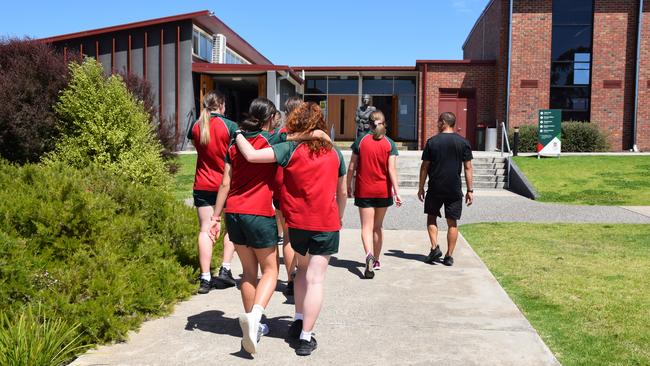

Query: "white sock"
<box><xmin>200</xmin><ymin>272</ymin><xmax>211</xmax><ymax>281</ymax></box>
<box><xmin>294</xmin><ymin>312</ymin><xmax>303</xmax><ymax>321</ymax></box>
<box><xmin>251</xmin><ymin>304</ymin><xmax>264</xmax><ymax>322</ymax></box>
<box><xmin>299</xmin><ymin>330</ymin><xmax>312</xmax><ymax>341</ymax></box>
<box><xmin>222</xmin><ymin>263</ymin><xmax>231</xmax><ymax>271</ymax></box>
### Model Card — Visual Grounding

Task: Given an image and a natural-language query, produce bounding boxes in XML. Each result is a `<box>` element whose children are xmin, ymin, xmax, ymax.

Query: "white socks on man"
<box><xmin>300</xmin><ymin>330</ymin><xmax>312</xmax><ymax>342</ymax></box>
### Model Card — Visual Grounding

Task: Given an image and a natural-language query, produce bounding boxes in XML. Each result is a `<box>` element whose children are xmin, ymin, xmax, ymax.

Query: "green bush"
<box><xmin>508</xmin><ymin>122</ymin><xmax>609</xmax><ymax>152</ymax></box>
<box><xmin>561</xmin><ymin>121</ymin><xmax>609</xmax><ymax>152</ymax></box>
<box><xmin>46</xmin><ymin>58</ymin><xmax>169</xmax><ymax>186</ymax></box>
<box><xmin>0</xmin><ymin>304</ymin><xmax>87</xmax><ymax>366</ymax></box>
<box><xmin>0</xmin><ymin>160</ymin><xmax>202</xmax><ymax>352</ymax></box>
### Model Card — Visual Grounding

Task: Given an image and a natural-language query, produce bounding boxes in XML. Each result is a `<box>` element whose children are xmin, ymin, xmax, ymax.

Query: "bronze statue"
<box><xmin>355</xmin><ymin>94</ymin><xmax>376</xmax><ymax>137</ymax></box>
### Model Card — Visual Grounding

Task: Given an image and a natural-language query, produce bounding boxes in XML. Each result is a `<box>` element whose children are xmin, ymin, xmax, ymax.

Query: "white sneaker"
<box><xmin>239</xmin><ymin>313</ymin><xmax>259</xmax><ymax>354</ymax></box>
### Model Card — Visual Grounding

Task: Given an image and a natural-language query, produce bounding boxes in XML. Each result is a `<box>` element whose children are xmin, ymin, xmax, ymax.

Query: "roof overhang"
<box><xmin>415</xmin><ymin>59</ymin><xmax>497</xmax><ymax>65</ymax></box>
<box><xmin>192</xmin><ymin>63</ymin><xmax>303</xmax><ymax>84</ymax></box>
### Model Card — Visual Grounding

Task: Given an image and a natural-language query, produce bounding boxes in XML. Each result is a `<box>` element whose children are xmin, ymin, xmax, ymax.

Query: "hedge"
<box><xmin>508</xmin><ymin>122</ymin><xmax>610</xmax><ymax>152</ymax></box>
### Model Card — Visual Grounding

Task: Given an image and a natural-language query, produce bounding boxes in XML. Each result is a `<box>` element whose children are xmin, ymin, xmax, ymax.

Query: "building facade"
<box><xmin>40</xmin><ymin>1</ymin><xmax>649</xmax><ymax>151</ymax></box>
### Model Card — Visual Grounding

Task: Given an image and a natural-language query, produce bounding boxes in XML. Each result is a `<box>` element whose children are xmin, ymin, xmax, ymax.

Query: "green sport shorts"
<box><xmin>225</xmin><ymin>213</ymin><xmax>278</xmax><ymax>249</ymax></box>
<box><xmin>193</xmin><ymin>190</ymin><xmax>217</xmax><ymax>207</ymax></box>
<box><xmin>288</xmin><ymin>228</ymin><xmax>339</xmax><ymax>256</ymax></box>
<box><xmin>354</xmin><ymin>197</ymin><xmax>394</xmax><ymax>208</ymax></box>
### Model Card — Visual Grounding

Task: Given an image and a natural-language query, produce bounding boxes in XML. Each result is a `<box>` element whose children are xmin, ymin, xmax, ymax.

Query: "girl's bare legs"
<box><xmin>296</xmin><ymin>253</ymin><xmax>330</xmax><ymax>333</ymax></box>
<box><xmin>359</xmin><ymin>207</ymin><xmax>375</xmax><ymax>256</ymax></box>
<box><xmin>372</xmin><ymin>207</ymin><xmax>389</xmax><ymax>262</ymax></box>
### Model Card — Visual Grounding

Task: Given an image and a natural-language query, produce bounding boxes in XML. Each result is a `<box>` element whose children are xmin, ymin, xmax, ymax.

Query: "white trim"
<box><xmin>225</xmin><ymin>47</ymin><xmax>252</xmax><ymax>65</ymax></box>
<box><xmin>192</xmin><ymin>25</ymin><xmax>213</xmax><ymax>61</ymax></box>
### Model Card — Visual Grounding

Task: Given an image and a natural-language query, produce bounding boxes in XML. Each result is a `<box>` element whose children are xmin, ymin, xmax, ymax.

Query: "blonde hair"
<box><xmin>369</xmin><ymin>110</ymin><xmax>386</xmax><ymax>140</ymax></box>
<box><xmin>198</xmin><ymin>92</ymin><xmax>225</xmax><ymax>145</ymax></box>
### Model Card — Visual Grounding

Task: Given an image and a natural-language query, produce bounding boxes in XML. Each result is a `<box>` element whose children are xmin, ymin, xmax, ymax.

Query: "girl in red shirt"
<box><xmin>233</xmin><ymin>102</ymin><xmax>347</xmax><ymax>356</ymax></box>
<box><xmin>347</xmin><ymin>110</ymin><xmax>402</xmax><ymax>279</ymax></box>
<box><xmin>188</xmin><ymin>92</ymin><xmax>237</xmax><ymax>294</ymax></box>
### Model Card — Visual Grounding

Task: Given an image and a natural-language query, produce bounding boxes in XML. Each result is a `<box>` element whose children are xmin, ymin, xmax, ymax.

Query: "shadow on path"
<box><xmin>384</xmin><ymin>249</ymin><xmax>442</xmax><ymax>264</ymax></box>
<box><xmin>330</xmin><ymin>256</ymin><xmax>365</xmax><ymax>279</ymax></box>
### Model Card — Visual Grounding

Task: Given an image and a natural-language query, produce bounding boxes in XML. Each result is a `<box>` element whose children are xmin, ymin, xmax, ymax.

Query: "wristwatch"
<box><xmin>467</xmin><ymin>189</ymin><xmax>474</xmax><ymax>193</ymax></box>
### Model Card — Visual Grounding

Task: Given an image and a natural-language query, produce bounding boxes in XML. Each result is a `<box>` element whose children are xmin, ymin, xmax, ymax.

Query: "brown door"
<box><xmin>327</xmin><ymin>95</ymin><xmax>357</xmax><ymax>140</ymax></box>
<box><xmin>199</xmin><ymin>74</ymin><xmax>215</xmax><ymax>111</ymax></box>
<box><xmin>438</xmin><ymin>90</ymin><xmax>476</xmax><ymax>148</ymax></box>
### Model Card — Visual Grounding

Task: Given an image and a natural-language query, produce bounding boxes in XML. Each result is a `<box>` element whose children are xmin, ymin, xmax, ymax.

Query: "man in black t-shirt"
<box><xmin>417</xmin><ymin>112</ymin><xmax>474</xmax><ymax>266</ymax></box>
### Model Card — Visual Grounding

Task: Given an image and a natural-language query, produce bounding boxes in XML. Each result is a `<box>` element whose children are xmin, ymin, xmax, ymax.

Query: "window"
<box><xmin>305</xmin><ymin>77</ymin><xmax>327</xmax><ymax>94</ymax></box>
<box><xmin>550</xmin><ymin>0</ymin><xmax>593</xmax><ymax>121</ymax></box>
<box><xmin>327</xmin><ymin>76</ymin><xmax>358</xmax><ymax>94</ymax></box>
<box><xmin>192</xmin><ymin>27</ymin><xmax>213</xmax><ymax>61</ymax></box>
<box><xmin>362</xmin><ymin>76</ymin><xmax>393</xmax><ymax>95</ymax></box>
<box><xmin>225</xmin><ymin>49</ymin><xmax>250</xmax><ymax>64</ymax></box>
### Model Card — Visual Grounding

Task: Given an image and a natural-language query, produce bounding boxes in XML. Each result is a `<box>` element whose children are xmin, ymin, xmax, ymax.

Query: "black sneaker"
<box><xmin>215</xmin><ymin>266</ymin><xmax>236</xmax><ymax>287</ymax></box>
<box><xmin>197</xmin><ymin>278</ymin><xmax>211</xmax><ymax>294</ymax></box>
<box><xmin>295</xmin><ymin>336</ymin><xmax>317</xmax><ymax>356</ymax></box>
<box><xmin>364</xmin><ymin>254</ymin><xmax>375</xmax><ymax>279</ymax></box>
<box><xmin>283</xmin><ymin>280</ymin><xmax>294</xmax><ymax>296</ymax></box>
<box><xmin>424</xmin><ymin>246</ymin><xmax>443</xmax><ymax>264</ymax></box>
<box><xmin>287</xmin><ymin>319</ymin><xmax>302</xmax><ymax>340</ymax></box>
<box><xmin>443</xmin><ymin>255</ymin><xmax>454</xmax><ymax>266</ymax></box>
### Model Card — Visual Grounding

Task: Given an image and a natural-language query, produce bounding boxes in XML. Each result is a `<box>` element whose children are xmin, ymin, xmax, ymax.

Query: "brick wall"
<box><xmin>635</xmin><ymin>1</ymin><xmax>650</xmax><ymax>151</ymax></box>
<box><xmin>507</xmin><ymin>0</ymin><xmax>553</xmax><ymax>129</ymax></box>
<box><xmin>591</xmin><ymin>0</ymin><xmax>639</xmax><ymax>151</ymax></box>
<box><xmin>463</xmin><ymin>0</ymin><xmax>503</xmax><ymax>60</ymax></box>
<box><xmin>419</xmin><ymin>62</ymin><xmax>497</xmax><ymax>148</ymax></box>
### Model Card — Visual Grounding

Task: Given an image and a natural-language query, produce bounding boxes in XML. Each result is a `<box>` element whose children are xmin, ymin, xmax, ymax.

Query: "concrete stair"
<box><xmin>333</xmin><ymin>140</ymin><xmax>417</xmax><ymax>151</ymax></box>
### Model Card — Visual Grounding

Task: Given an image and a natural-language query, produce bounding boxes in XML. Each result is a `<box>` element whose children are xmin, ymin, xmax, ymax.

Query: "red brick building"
<box><xmin>462</xmin><ymin>0</ymin><xmax>649</xmax><ymax>151</ymax></box>
<box><xmin>41</xmin><ymin>1</ymin><xmax>649</xmax><ymax>151</ymax></box>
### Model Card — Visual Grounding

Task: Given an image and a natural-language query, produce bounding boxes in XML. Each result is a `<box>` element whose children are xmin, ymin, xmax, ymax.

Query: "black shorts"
<box><xmin>424</xmin><ymin>193</ymin><xmax>463</xmax><ymax>220</ymax></box>
<box><xmin>289</xmin><ymin>228</ymin><xmax>339</xmax><ymax>256</ymax></box>
<box><xmin>354</xmin><ymin>197</ymin><xmax>394</xmax><ymax>208</ymax></box>
<box><xmin>193</xmin><ymin>190</ymin><xmax>216</xmax><ymax>207</ymax></box>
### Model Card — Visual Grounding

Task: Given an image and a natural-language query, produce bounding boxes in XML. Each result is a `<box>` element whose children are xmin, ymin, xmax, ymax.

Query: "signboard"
<box><xmin>538</xmin><ymin>109</ymin><xmax>561</xmax><ymax>157</ymax></box>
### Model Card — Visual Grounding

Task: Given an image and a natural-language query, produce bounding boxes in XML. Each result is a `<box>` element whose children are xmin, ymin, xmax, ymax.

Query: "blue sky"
<box><xmin>0</xmin><ymin>0</ymin><xmax>489</xmax><ymax>66</ymax></box>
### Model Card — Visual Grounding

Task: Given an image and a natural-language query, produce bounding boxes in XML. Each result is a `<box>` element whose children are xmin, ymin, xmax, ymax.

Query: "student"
<box><xmin>234</xmin><ymin>102</ymin><xmax>347</xmax><ymax>356</ymax></box>
<box><xmin>187</xmin><ymin>91</ymin><xmax>237</xmax><ymax>294</ymax></box>
<box><xmin>417</xmin><ymin>112</ymin><xmax>474</xmax><ymax>266</ymax></box>
<box><xmin>347</xmin><ymin>110</ymin><xmax>401</xmax><ymax>279</ymax></box>
<box><xmin>274</xmin><ymin>96</ymin><xmax>303</xmax><ymax>296</ymax></box>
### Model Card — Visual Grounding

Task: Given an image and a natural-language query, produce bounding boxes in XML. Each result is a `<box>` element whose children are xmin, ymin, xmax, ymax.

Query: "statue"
<box><xmin>355</xmin><ymin>94</ymin><xmax>376</xmax><ymax>137</ymax></box>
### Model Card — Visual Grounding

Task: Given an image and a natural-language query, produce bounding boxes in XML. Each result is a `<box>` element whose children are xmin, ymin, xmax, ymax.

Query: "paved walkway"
<box><xmin>71</xmin><ymin>229</ymin><xmax>559</xmax><ymax>366</ymax></box>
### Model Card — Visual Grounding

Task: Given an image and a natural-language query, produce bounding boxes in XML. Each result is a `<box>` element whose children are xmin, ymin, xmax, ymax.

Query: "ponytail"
<box><xmin>198</xmin><ymin>91</ymin><xmax>225</xmax><ymax>146</ymax></box>
<box><xmin>369</xmin><ymin>110</ymin><xmax>386</xmax><ymax>140</ymax></box>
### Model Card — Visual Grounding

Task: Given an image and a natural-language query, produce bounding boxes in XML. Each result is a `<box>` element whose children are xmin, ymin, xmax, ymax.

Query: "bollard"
<box><xmin>513</xmin><ymin>126</ymin><xmax>519</xmax><ymax>156</ymax></box>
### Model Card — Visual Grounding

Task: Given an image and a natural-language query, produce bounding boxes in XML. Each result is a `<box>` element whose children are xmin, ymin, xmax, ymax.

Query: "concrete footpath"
<box><xmin>72</xmin><ymin>229</ymin><xmax>559</xmax><ymax>366</ymax></box>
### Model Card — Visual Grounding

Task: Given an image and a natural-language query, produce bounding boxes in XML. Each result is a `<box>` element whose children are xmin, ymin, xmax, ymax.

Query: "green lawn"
<box><xmin>172</xmin><ymin>154</ymin><xmax>196</xmax><ymax>200</ymax></box>
<box><xmin>461</xmin><ymin>223</ymin><xmax>650</xmax><ymax>366</ymax></box>
<box><xmin>513</xmin><ymin>156</ymin><xmax>650</xmax><ymax>205</ymax></box>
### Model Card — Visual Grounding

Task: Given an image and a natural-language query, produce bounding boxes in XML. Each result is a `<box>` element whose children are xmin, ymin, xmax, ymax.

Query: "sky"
<box><xmin>0</xmin><ymin>0</ymin><xmax>489</xmax><ymax>66</ymax></box>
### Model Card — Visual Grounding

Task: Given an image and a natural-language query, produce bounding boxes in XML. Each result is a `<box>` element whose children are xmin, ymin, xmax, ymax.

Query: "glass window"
<box><xmin>553</xmin><ymin>0</ymin><xmax>593</xmax><ymax>25</ymax></box>
<box><xmin>327</xmin><ymin>76</ymin><xmax>358</xmax><ymax>94</ymax></box>
<box><xmin>574</xmin><ymin>69</ymin><xmax>590</xmax><ymax>85</ymax></box>
<box><xmin>362</xmin><ymin>76</ymin><xmax>393</xmax><ymax>95</ymax></box>
<box><xmin>552</xmin><ymin>25</ymin><xmax>592</xmax><ymax>61</ymax></box>
<box><xmin>395</xmin><ymin>77</ymin><xmax>416</xmax><ymax>94</ymax></box>
<box><xmin>574</xmin><ymin>53</ymin><xmax>591</xmax><ymax>62</ymax></box>
<box><xmin>192</xmin><ymin>30</ymin><xmax>199</xmax><ymax>55</ymax></box>
<box><xmin>397</xmin><ymin>95</ymin><xmax>416</xmax><ymax>140</ymax></box>
<box><xmin>550</xmin><ymin>87</ymin><xmax>590</xmax><ymax>111</ymax></box>
<box><xmin>306</xmin><ymin>77</ymin><xmax>327</xmax><ymax>94</ymax></box>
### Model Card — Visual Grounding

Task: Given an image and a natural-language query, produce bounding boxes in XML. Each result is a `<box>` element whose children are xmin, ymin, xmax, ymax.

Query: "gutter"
<box><xmin>633</xmin><ymin>0</ymin><xmax>644</xmax><ymax>152</ymax></box>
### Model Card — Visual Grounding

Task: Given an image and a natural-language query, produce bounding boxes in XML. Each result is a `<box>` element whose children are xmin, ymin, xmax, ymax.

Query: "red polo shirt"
<box><xmin>350</xmin><ymin>133</ymin><xmax>399</xmax><ymax>198</ymax></box>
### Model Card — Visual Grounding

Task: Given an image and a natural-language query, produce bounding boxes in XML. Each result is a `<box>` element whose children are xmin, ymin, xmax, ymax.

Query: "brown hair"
<box><xmin>439</xmin><ymin>112</ymin><xmax>456</xmax><ymax>127</ymax></box>
<box><xmin>284</xmin><ymin>96</ymin><xmax>303</xmax><ymax>115</ymax></box>
<box><xmin>240</xmin><ymin>97</ymin><xmax>278</xmax><ymax>131</ymax></box>
<box><xmin>286</xmin><ymin>102</ymin><xmax>332</xmax><ymax>154</ymax></box>
<box><xmin>369</xmin><ymin>110</ymin><xmax>386</xmax><ymax>140</ymax></box>
<box><xmin>198</xmin><ymin>91</ymin><xmax>225</xmax><ymax>145</ymax></box>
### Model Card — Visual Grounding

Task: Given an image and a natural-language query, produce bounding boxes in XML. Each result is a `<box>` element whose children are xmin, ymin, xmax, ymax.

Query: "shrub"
<box><xmin>0</xmin><ymin>38</ymin><xmax>71</xmax><ymax>164</ymax></box>
<box><xmin>120</xmin><ymin>71</ymin><xmax>178</xmax><ymax>163</ymax></box>
<box><xmin>0</xmin><ymin>304</ymin><xmax>87</xmax><ymax>366</ymax></box>
<box><xmin>561</xmin><ymin>121</ymin><xmax>609</xmax><ymax>152</ymax></box>
<box><xmin>0</xmin><ymin>160</ymin><xmax>204</xmax><ymax>351</ymax></box>
<box><xmin>509</xmin><ymin>122</ymin><xmax>610</xmax><ymax>152</ymax></box>
<box><xmin>46</xmin><ymin>58</ymin><xmax>169</xmax><ymax>186</ymax></box>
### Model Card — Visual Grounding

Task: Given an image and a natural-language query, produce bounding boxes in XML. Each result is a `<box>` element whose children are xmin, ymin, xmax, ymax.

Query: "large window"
<box><xmin>550</xmin><ymin>0</ymin><xmax>594</xmax><ymax>121</ymax></box>
<box><xmin>192</xmin><ymin>28</ymin><xmax>213</xmax><ymax>61</ymax></box>
<box><xmin>225</xmin><ymin>49</ymin><xmax>250</xmax><ymax>64</ymax></box>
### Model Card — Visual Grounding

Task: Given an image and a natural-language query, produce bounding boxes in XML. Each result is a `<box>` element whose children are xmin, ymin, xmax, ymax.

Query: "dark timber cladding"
<box><xmin>46</xmin><ymin>19</ymin><xmax>195</xmax><ymax>146</ymax></box>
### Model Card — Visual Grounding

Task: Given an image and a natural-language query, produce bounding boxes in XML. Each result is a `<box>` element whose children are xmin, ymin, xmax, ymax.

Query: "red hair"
<box><xmin>285</xmin><ymin>102</ymin><xmax>332</xmax><ymax>154</ymax></box>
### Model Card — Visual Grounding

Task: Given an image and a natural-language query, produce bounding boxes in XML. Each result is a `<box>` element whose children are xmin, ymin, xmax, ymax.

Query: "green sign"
<box><xmin>538</xmin><ymin>109</ymin><xmax>561</xmax><ymax>157</ymax></box>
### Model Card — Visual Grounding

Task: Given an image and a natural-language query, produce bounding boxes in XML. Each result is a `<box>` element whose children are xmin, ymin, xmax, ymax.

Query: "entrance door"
<box><xmin>438</xmin><ymin>90</ymin><xmax>476</xmax><ymax>148</ymax></box>
<box><xmin>327</xmin><ymin>95</ymin><xmax>357</xmax><ymax>140</ymax></box>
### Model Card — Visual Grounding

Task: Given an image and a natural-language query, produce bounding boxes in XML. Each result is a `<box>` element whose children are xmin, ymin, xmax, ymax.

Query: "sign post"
<box><xmin>537</xmin><ymin>109</ymin><xmax>561</xmax><ymax>158</ymax></box>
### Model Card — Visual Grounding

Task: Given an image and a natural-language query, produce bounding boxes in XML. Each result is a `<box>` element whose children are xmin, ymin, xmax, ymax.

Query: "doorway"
<box><xmin>327</xmin><ymin>95</ymin><xmax>357</xmax><ymax>140</ymax></box>
<box><xmin>438</xmin><ymin>89</ymin><xmax>477</xmax><ymax>148</ymax></box>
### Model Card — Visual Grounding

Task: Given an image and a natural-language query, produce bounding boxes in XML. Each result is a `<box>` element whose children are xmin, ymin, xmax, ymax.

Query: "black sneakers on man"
<box><xmin>197</xmin><ymin>278</ymin><xmax>211</xmax><ymax>294</ymax></box>
<box><xmin>364</xmin><ymin>254</ymin><xmax>375</xmax><ymax>279</ymax></box>
<box><xmin>215</xmin><ymin>266</ymin><xmax>236</xmax><ymax>287</ymax></box>
<box><xmin>295</xmin><ymin>336</ymin><xmax>318</xmax><ymax>356</ymax></box>
<box><xmin>424</xmin><ymin>246</ymin><xmax>443</xmax><ymax>264</ymax></box>
<box><xmin>443</xmin><ymin>255</ymin><xmax>454</xmax><ymax>266</ymax></box>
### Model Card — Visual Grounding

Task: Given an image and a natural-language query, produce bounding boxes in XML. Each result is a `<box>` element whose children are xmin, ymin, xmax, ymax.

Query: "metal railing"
<box><xmin>501</xmin><ymin>121</ymin><xmax>512</xmax><ymax>189</ymax></box>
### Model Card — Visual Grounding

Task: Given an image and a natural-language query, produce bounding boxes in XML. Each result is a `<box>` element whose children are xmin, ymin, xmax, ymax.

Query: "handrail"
<box><xmin>500</xmin><ymin>121</ymin><xmax>512</xmax><ymax>189</ymax></box>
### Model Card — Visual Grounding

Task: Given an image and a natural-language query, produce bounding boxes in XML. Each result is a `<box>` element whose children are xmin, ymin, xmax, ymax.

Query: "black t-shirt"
<box><xmin>421</xmin><ymin>133</ymin><xmax>473</xmax><ymax>199</ymax></box>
